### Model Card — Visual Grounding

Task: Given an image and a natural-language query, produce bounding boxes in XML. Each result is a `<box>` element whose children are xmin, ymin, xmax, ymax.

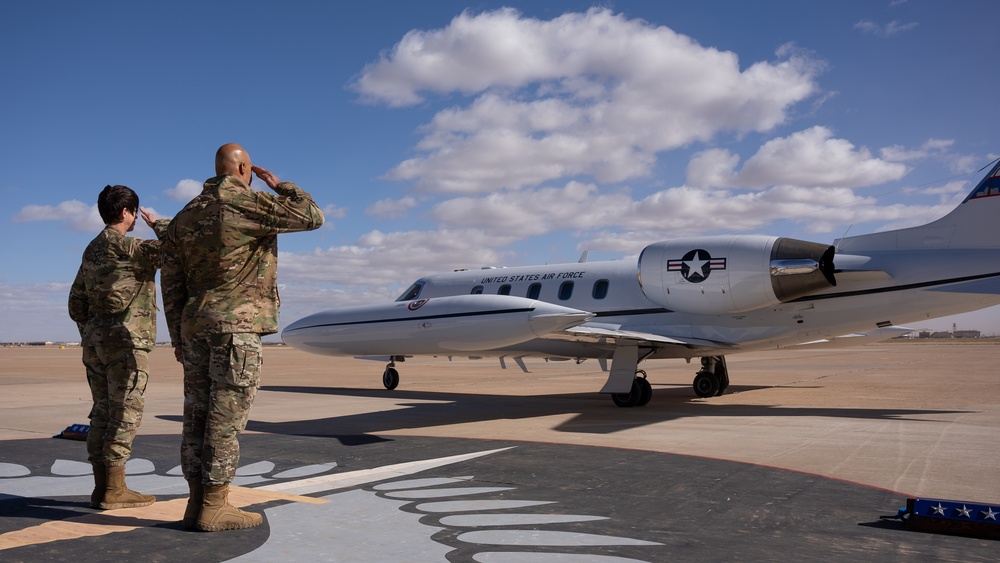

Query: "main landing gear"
<box><xmin>610</xmin><ymin>369</ymin><xmax>653</xmax><ymax>408</ymax></box>
<box><xmin>602</xmin><ymin>342</ymin><xmax>653</xmax><ymax>408</ymax></box>
<box><xmin>692</xmin><ymin>356</ymin><xmax>729</xmax><ymax>398</ymax></box>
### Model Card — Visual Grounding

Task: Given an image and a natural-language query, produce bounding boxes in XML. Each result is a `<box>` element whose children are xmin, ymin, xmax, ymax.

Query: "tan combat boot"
<box><xmin>99</xmin><ymin>465</ymin><xmax>156</xmax><ymax>509</ymax></box>
<box><xmin>196</xmin><ymin>484</ymin><xmax>262</xmax><ymax>532</ymax></box>
<box><xmin>182</xmin><ymin>480</ymin><xmax>204</xmax><ymax>530</ymax></box>
<box><xmin>90</xmin><ymin>462</ymin><xmax>106</xmax><ymax>508</ymax></box>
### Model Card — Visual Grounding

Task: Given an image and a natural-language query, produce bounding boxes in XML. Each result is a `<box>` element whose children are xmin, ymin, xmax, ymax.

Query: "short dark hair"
<box><xmin>97</xmin><ymin>185</ymin><xmax>139</xmax><ymax>225</ymax></box>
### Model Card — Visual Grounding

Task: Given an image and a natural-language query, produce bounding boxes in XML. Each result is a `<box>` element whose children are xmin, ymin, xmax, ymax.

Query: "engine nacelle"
<box><xmin>638</xmin><ymin>235</ymin><xmax>836</xmax><ymax>315</ymax></box>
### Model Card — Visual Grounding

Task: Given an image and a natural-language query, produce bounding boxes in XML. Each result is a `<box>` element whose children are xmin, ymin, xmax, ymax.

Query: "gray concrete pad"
<box><xmin>1</xmin><ymin>342</ymin><xmax>998</xmax><ymax>560</ymax></box>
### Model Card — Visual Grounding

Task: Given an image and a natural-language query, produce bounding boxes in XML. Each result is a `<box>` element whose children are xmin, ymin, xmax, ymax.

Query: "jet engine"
<box><xmin>637</xmin><ymin>235</ymin><xmax>836</xmax><ymax>315</ymax></box>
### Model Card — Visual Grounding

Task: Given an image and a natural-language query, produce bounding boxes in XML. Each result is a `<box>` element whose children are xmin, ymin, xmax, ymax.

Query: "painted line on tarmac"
<box><xmin>256</xmin><ymin>447</ymin><xmax>516</xmax><ymax>496</ymax></box>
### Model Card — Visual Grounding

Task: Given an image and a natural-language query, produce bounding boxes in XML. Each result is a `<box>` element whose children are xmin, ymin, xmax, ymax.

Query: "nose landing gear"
<box><xmin>381</xmin><ymin>356</ymin><xmax>405</xmax><ymax>390</ymax></box>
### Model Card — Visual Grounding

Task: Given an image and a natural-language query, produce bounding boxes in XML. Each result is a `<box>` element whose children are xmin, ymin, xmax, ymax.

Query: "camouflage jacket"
<box><xmin>68</xmin><ymin>221</ymin><xmax>170</xmax><ymax>350</ymax></box>
<box><xmin>161</xmin><ymin>174</ymin><xmax>324</xmax><ymax>342</ymax></box>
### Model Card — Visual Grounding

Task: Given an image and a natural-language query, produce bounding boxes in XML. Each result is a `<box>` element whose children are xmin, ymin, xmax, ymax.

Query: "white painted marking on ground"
<box><xmin>257</xmin><ymin>447</ymin><xmax>515</xmax><ymax>495</ymax></box>
<box><xmin>441</xmin><ymin>514</ymin><xmax>607</xmax><ymax>527</ymax></box>
<box><xmin>272</xmin><ymin>462</ymin><xmax>338</xmax><ymax>479</ymax></box>
<box><xmin>384</xmin><ymin>486</ymin><xmax>514</xmax><ymax>499</ymax></box>
<box><xmin>373</xmin><ymin>476</ymin><xmax>473</xmax><ymax>491</ymax></box>
<box><xmin>0</xmin><ymin>463</ymin><xmax>29</xmax><ymax>478</ymax></box>
<box><xmin>417</xmin><ymin>500</ymin><xmax>555</xmax><ymax>513</ymax></box>
<box><xmin>458</xmin><ymin>530</ymin><xmax>662</xmax><ymax>547</ymax></box>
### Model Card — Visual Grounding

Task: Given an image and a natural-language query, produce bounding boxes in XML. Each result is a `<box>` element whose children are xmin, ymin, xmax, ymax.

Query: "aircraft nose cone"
<box><xmin>281</xmin><ymin>313</ymin><xmax>318</xmax><ymax>347</ymax></box>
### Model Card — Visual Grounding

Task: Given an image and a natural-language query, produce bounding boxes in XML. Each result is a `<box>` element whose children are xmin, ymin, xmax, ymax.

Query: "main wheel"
<box><xmin>636</xmin><ymin>377</ymin><xmax>653</xmax><ymax>406</ymax></box>
<box><xmin>693</xmin><ymin>371</ymin><xmax>720</xmax><ymax>398</ymax></box>
<box><xmin>611</xmin><ymin>378</ymin><xmax>642</xmax><ymax>408</ymax></box>
<box><xmin>714</xmin><ymin>358</ymin><xmax>730</xmax><ymax>396</ymax></box>
<box><xmin>716</xmin><ymin>374</ymin><xmax>729</xmax><ymax>396</ymax></box>
<box><xmin>382</xmin><ymin>367</ymin><xmax>400</xmax><ymax>390</ymax></box>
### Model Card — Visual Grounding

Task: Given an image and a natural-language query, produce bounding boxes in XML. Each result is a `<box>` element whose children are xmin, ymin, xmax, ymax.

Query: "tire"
<box><xmin>636</xmin><ymin>377</ymin><xmax>653</xmax><ymax>406</ymax></box>
<box><xmin>611</xmin><ymin>379</ymin><xmax>642</xmax><ymax>407</ymax></box>
<box><xmin>693</xmin><ymin>371</ymin><xmax>720</xmax><ymax>398</ymax></box>
<box><xmin>382</xmin><ymin>367</ymin><xmax>400</xmax><ymax>390</ymax></box>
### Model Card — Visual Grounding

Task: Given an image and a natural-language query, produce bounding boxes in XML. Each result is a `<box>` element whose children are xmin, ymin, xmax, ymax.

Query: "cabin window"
<box><xmin>527</xmin><ymin>283</ymin><xmax>541</xmax><ymax>299</ymax></box>
<box><xmin>498</xmin><ymin>284</ymin><xmax>511</xmax><ymax>295</ymax></box>
<box><xmin>592</xmin><ymin>279</ymin><xmax>609</xmax><ymax>299</ymax></box>
<box><xmin>396</xmin><ymin>281</ymin><xmax>424</xmax><ymax>301</ymax></box>
<box><xmin>471</xmin><ymin>285</ymin><xmax>484</xmax><ymax>294</ymax></box>
<box><xmin>558</xmin><ymin>281</ymin><xmax>574</xmax><ymax>300</ymax></box>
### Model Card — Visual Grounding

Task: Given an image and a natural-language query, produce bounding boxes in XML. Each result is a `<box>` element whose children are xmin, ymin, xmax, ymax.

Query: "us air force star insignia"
<box><xmin>982</xmin><ymin>507</ymin><xmax>998</xmax><ymax>521</ymax></box>
<box><xmin>956</xmin><ymin>505</ymin><xmax>973</xmax><ymax>518</ymax></box>
<box><xmin>667</xmin><ymin>249</ymin><xmax>727</xmax><ymax>283</ymax></box>
<box><xmin>930</xmin><ymin>503</ymin><xmax>947</xmax><ymax>515</ymax></box>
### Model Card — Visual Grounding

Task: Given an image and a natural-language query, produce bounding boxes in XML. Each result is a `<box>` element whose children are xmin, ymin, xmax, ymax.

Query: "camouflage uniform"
<box><xmin>68</xmin><ymin>221</ymin><xmax>169</xmax><ymax>467</ymax></box>
<box><xmin>161</xmin><ymin>174</ymin><xmax>323</xmax><ymax>486</ymax></box>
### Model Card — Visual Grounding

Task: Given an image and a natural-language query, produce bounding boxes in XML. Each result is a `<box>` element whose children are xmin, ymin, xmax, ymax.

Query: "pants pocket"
<box><xmin>221</xmin><ymin>333</ymin><xmax>261</xmax><ymax>389</ymax></box>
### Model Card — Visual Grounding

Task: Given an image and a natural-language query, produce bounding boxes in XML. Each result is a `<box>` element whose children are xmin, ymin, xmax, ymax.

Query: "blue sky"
<box><xmin>2</xmin><ymin>0</ymin><xmax>998</xmax><ymax>342</ymax></box>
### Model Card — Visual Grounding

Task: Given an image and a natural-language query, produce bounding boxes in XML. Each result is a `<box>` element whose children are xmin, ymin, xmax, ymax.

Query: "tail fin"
<box><xmin>835</xmin><ymin>159</ymin><xmax>1000</xmax><ymax>252</ymax></box>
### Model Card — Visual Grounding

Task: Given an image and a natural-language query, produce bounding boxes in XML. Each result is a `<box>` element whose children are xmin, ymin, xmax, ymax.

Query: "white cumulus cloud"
<box><xmin>690</xmin><ymin>127</ymin><xmax>909</xmax><ymax>189</ymax></box>
<box><xmin>853</xmin><ymin>19</ymin><xmax>919</xmax><ymax>37</ymax></box>
<box><xmin>164</xmin><ymin>179</ymin><xmax>203</xmax><ymax>202</ymax></box>
<box><xmin>366</xmin><ymin>197</ymin><xmax>416</xmax><ymax>219</ymax></box>
<box><xmin>354</xmin><ymin>7</ymin><xmax>822</xmax><ymax>193</ymax></box>
<box><xmin>14</xmin><ymin>200</ymin><xmax>104</xmax><ymax>232</ymax></box>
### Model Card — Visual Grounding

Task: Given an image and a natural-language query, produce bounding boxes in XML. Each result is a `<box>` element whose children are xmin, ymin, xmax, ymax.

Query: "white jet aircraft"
<box><xmin>283</xmin><ymin>160</ymin><xmax>1000</xmax><ymax>407</ymax></box>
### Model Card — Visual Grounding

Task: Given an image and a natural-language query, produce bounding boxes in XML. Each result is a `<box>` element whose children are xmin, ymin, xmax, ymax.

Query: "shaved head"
<box><xmin>215</xmin><ymin>143</ymin><xmax>252</xmax><ymax>184</ymax></box>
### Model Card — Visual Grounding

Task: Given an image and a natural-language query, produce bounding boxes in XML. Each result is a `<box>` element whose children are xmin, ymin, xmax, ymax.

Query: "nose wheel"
<box><xmin>382</xmin><ymin>358</ymin><xmax>401</xmax><ymax>390</ymax></box>
<box><xmin>382</xmin><ymin>366</ymin><xmax>399</xmax><ymax>389</ymax></box>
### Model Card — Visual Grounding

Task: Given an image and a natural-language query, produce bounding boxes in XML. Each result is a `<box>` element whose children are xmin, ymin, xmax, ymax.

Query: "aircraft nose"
<box><xmin>281</xmin><ymin>314</ymin><xmax>315</xmax><ymax>346</ymax></box>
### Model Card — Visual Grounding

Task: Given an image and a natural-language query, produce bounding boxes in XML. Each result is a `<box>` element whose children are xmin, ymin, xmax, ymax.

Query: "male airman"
<box><xmin>161</xmin><ymin>143</ymin><xmax>324</xmax><ymax>531</ymax></box>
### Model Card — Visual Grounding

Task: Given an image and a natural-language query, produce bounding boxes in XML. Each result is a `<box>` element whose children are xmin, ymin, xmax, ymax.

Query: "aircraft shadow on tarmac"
<box><xmin>160</xmin><ymin>384</ymin><xmax>967</xmax><ymax>444</ymax></box>
<box><xmin>0</xmin><ymin>497</ymin><xmax>93</xmax><ymax>525</ymax></box>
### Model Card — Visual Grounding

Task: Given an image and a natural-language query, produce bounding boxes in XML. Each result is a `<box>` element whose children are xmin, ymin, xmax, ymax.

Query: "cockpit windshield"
<box><xmin>395</xmin><ymin>281</ymin><xmax>424</xmax><ymax>301</ymax></box>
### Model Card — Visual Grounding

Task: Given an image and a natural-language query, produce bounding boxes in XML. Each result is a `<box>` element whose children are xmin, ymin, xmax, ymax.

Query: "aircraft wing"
<box><xmin>785</xmin><ymin>326</ymin><xmax>915</xmax><ymax>349</ymax></box>
<box><xmin>560</xmin><ymin>322</ymin><xmax>735</xmax><ymax>350</ymax></box>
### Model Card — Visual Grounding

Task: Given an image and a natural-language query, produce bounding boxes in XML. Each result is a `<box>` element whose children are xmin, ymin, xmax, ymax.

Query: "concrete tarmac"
<box><xmin>1</xmin><ymin>342</ymin><xmax>998</xmax><ymax>561</ymax></box>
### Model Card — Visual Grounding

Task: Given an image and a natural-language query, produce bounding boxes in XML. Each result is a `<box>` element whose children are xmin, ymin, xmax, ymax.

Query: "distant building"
<box><xmin>917</xmin><ymin>329</ymin><xmax>983</xmax><ymax>339</ymax></box>
<box><xmin>954</xmin><ymin>330</ymin><xmax>981</xmax><ymax>338</ymax></box>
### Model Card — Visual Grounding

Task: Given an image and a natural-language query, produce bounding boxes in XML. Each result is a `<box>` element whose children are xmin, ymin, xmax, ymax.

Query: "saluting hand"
<box><xmin>140</xmin><ymin>207</ymin><xmax>158</xmax><ymax>228</ymax></box>
<box><xmin>251</xmin><ymin>165</ymin><xmax>281</xmax><ymax>190</ymax></box>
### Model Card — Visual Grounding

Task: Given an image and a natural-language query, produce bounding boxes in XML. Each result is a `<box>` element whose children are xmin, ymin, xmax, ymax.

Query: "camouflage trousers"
<box><xmin>83</xmin><ymin>341</ymin><xmax>150</xmax><ymax>467</ymax></box>
<box><xmin>180</xmin><ymin>333</ymin><xmax>262</xmax><ymax>486</ymax></box>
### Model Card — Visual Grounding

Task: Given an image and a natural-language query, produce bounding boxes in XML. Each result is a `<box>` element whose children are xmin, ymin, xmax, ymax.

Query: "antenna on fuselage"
<box><xmin>578</xmin><ymin>250</ymin><xmax>589</xmax><ymax>263</ymax></box>
<box><xmin>834</xmin><ymin>224</ymin><xmax>853</xmax><ymax>251</ymax></box>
